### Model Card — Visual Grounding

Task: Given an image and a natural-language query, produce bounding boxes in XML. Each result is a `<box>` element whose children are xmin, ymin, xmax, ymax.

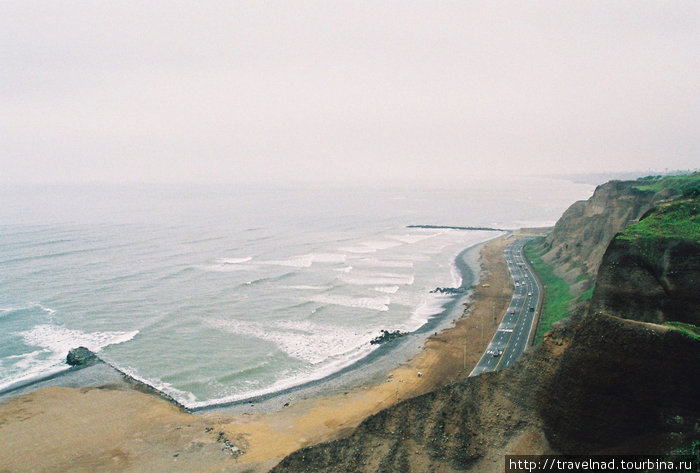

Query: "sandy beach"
<box><xmin>0</xmin><ymin>235</ymin><xmax>517</xmax><ymax>473</ymax></box>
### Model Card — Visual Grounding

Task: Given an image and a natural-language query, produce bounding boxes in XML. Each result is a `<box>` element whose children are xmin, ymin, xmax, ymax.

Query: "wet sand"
<box><xmin>0</xmin><ymin>235</ymin><xmax>516</xmax><ymax>473</ymax></box>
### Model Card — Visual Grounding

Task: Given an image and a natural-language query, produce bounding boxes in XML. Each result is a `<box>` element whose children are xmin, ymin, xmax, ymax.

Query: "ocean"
<box><xmin>0</xmin><ymin>178</ymin><xmax>593</xmax><ymax>409</ymax></box>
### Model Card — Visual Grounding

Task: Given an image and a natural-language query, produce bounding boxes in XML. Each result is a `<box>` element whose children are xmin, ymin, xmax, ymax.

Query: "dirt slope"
<box><xmin>271</xmin><ymin>307</ymin><xmax>699</xmax><ymax>472</ymax></box>
<box><xmin>541</xmin><ymin>180</ymin><xmax>679</xmax><ymax>293</ymax></box>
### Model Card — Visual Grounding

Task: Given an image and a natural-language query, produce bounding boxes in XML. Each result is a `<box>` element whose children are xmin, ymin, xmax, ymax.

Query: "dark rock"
<box><xmin>429</xmin><ymin>287</ymin><xmax>465</xmax><ymax>294</ymax></box>
<box><xmin>591</xmin><ymin>236</ymin><xmax>700</xmax><ymax>325</ymax></box>
<box><xmin>66</xmin><ymin>346</ymin><xmax>98</xmax><ymax>366</ymax></box>
<box><xmin>370</xmin><ymin>330</ymin><xmax>406</xmax><ymax>345</ymax></box>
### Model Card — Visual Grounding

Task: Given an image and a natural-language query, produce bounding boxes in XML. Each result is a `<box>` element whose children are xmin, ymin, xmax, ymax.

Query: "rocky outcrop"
<box><xmin>541</xmin><ymin>180</ymin><xmax>678</xmax><ymax>292</ymax></box>
<box><xmin>66</xmin><ymin>347</ymin><xmax>98</xmax><ymax>366</ymax></box>
<box><xmin>535</xmin><ymin>311</ymin><xmax>700</xmax><ymax>453</ymax></box>
<box><xmin>370</xmin><ymin>330</ymin><xmax>407</xmax><ymax>345</ymax></box>
<box><xmin>591</xmin><ymin>237</ymin><xmax>700</xmax><ymax>325</ymax></box>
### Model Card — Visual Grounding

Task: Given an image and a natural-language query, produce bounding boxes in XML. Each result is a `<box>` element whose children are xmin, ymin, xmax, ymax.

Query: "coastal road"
<box><xmin>469</xmin><ymin>237</ymin><xmax>541</xmax><ymax>376</ymax></box>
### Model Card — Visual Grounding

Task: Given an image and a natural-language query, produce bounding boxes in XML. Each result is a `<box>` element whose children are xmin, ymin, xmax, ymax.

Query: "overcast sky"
<box><xmin>2</xmin><ymin>1</ymin><xmax>698</xmax><ymax>184</ymax></box>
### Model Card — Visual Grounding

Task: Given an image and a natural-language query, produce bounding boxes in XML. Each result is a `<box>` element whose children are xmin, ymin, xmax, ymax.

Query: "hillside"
<box><xmin>271</xmin><ymin>176</ymin><xmax>700</xmax><ymax>472</ymax></box>
<box><xmin>592</xmin><ymin>198</ymin><xmax>700</xmax><ymax>326</ymax></box>
<box><xmin>539</xmin><ymin>173</ymin><xmax>699</xmax><ymax>296</ymax></box>
<box><xmin>272</xmin><ymin>309</ymin><xmax>699</xmax><ymax>472</ymax></box>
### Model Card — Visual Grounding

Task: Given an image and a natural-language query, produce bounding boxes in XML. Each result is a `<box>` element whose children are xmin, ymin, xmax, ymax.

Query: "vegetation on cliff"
<box><xmin>540</xmin><ymin>172</ymin><xmax>699</xmax><ymax>292</ymax></box>
<box><xmin>533</xmin><ymin>173</ymin><xmax>700</xmax><ymax>337</ymax></box>
<box><xmin>524</xmin><ymin>238</ymin><xmax>576</xmax><ymax>343</ymax></box>
<box><xmin>631</xmin><ymin>172</ymin><xmax>700</xmax><ymax>197</ymax></box>
<box><xmin>618</xmin><ymin>198</ymin><xmax>700</xmax><ymax>243</ymax></box>
<box><xmin>664</xmin><ymin>321</ymin><xmax>700</xmax><ymax>341</ymax></box>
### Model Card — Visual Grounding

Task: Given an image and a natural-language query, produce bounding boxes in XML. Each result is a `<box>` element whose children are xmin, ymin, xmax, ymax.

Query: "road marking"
<box><xmin>470</xmin><ymin>239</ymin><xmax>541</xmax><ymax>376</ymax></box>
<box><xmin>494</xmin><ymin>243</ymin><xmax>535</xmax><ymax>371</ymax></box>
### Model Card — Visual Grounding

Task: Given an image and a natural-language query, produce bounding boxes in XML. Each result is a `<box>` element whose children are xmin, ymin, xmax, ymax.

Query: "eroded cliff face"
<box><xmin>541</xmin><ymin>181</ymin><xmax>677</xmax><ymax>292</ymax></box>
<box><xmin>271</xmin><ymin>309</ymin><xmax>699</xmax><ymax>473</ymax></box>
<box><xmin>591</xmin><ymin>237</ymin><xmax>700</xmax><ymax>325</ymax></box>
<box><xmin>536</xmin><ymin>311</ymin><xmax>699</xmax><ymax>454</ymax></box>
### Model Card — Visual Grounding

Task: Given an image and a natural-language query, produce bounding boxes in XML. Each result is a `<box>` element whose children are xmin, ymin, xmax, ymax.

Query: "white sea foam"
<box><xmin>310</xmin><ymin>294</ymin><xmax>391</xmax><ymax>312</ymax></box>
<box><xmin>216</xmin><ymin>257</ymin><xmax>253</xmax><ymax>264</ymax></box>
<box><xmin>182</xmin><ymin>339</ymin><xmax>379</xmax><ymax>410</ymax></box>
<box><xmin>200</xmin><ymin>263</ymin><xmax>249</xmax><ymax>272</ymax></box>
<box><xmin>19</xmin><ymin>324</ymin><xmax>138</xmax><ymax>354</ymax></box>
<box><xmin>403</xmin><ymin>294</ymin><xmax>454</xmax><ymax>332</ymax></box>
<box><xmin>450</xmin><ymin>264</ymin><xmax>462</xmax><ymax>288</ymax></box>
<box><xmin>0</xmin><ymin>303</ymin><xmax>56</xmax><ymax>317</ymax></box>
<box><xmin>116</xmin><ymin>365</ymin><xmax>199</xmax><ymax>407</ymax></box>
<box><xmin>205</xmin><ymin>318</ymin><xmax>377</xmax><ymax>365</ymax></box>
<box><xmin>0</xmin><ymin>324</ymin><xmax>139</xmax><ymax>392</ymax></box>
<box><xmin>283</xmin><ymin>285</ymin><xmax>333</xmax><ymax>291</ymax></box>
<box><xmin>388</xmin><ymin>232</ymin><xmax>441</xmax><ymax>244</ymax></box>
<box><xmin>38</xmin><ymin>304</ymin><xmax>56</xmax><ymax>315</ymax></box>
<box><xmin>0</xmin><ymin>359</ymin><xmax>70</xmax><ymax>392</ymax></box>
<box><xmin>362</xmin><ymin>240</ymin><xmax>403</xmax><ymax>250</ymax></box>
<box><xmin>261</xmin><ymin>254</ymin><xmax>314</xmax><ymax>268</ymax></box>
<box><xmin>354</xmin><ymin>258</ymin><xmax>414</xmax><ymax>269</ymax></box>
<box><xmin>374</xmin><ymin>285</ymin><xmax>400</xmax><ymax>294</ymax></box>
<box><xmin>338</xmin><ymin>246</ymin><xmax>377</xmax><ymax>254</ymax></box>
<box><xmin>339</xmin><ymin>272</ymin><xmax>415</xmax><ymax>286</ymax></box>
<box><xmin>310</xmin><ymin>253</ymin><xmax>347</xmax><ymax>264</ymax></box>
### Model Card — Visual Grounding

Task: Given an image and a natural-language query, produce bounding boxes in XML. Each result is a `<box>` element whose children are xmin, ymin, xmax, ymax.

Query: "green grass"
<box><xmin>576</xmin><ymin>284</ymin><xmax>594</xmax><ymax>303</ymax></box>
<box><xmin>524</xmin><ymin>237</ymin><xmax>576</xmax><ymax>344</ymax></box>
<box><xmin>618</xmin><ymin>198</ymin><xmax>700</xmax><ymax>243</ymax></box>
<box><xmin>664</xmin><ymin>321</ymin><xmax>700</xmax><ymax>341</ymax></box>
<box><xmin>670</xmin><ymin>439</ymin><xmax>700</xmax><ymax>465</ymax></box>
<box><xmin>632</xmin><ymin>172</ymin><xmax>700</xmax><ymax>197</ymax></box>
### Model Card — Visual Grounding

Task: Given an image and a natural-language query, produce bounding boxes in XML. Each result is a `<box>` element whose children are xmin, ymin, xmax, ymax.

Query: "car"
<box><xmin>529</xmin><ymin>307</ymin><xmax>535</xmax><ymax>312</ymax></box>
<box><xmin>528</xmin><ymin>292</ymin><xmax>532</xmax><ymax>296</ymax></box>
<box><xmin>492</xmin><ymin>349</ymin><xmax>503</xmax><ymax>357</ymax></box>
<box><xmin>510</xmin><ymin>309</ymin><xmax>515</xmax><ymax>314</ymax></box>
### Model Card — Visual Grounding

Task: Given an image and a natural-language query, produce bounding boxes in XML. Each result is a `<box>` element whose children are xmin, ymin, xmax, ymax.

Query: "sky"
<box><xmin>1</xmin><ymin>1</ymin><xmax>699</xmax><ymax>185</ymax></box>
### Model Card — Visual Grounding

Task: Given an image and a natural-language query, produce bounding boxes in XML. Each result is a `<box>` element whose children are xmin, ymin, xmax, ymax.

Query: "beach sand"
<box><xmin>0</xmin><ymin>235</ymin><xmax>516</xmax><ymax>473</ymax></box>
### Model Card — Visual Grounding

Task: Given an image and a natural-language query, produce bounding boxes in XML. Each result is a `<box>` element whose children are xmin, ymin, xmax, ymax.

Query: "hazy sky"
<box><xmin>2</xmin><ymin>1</ymin><xmax>699</xmax><ymax>184</ymax></box>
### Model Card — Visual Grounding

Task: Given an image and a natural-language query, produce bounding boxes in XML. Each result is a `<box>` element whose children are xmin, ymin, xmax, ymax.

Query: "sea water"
<box><xmin>0</xmin><ymin>178</ymin><xmax>593</xmax><ymax>409</ymax></box>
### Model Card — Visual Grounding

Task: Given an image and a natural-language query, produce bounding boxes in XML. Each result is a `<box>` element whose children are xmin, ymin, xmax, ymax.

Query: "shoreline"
<box><xmin>0</xmin><ymin>232</ymin><xmax>501</xmax><ymax>413</ymax></box>
<box><xmin>196</xmin><ymin>234</ymin><xmax>496</xmax><ymax>414</ymax></box>
<box><xmin>0</xmin><ymin>233</ymin><xmax>518</xmax><ymax>472</ymax></box>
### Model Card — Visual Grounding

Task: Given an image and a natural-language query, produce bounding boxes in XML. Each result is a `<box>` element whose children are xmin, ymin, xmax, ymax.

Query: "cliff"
<box><xmin>272</xmin><ymin>309</ymin><xmax>699</xmax><ymax>473</ymax></box>
<box><xmin>591</xmin><ymin>199</ymin><xmax>700</xmax><ymax>325</ymax></box>
<box><xmin>271</xmin><ymin>175</ymin><xmax>700</xmax><ymax>473</ymax></box>
<box><xmin>540</xmin><ymin>174</ymin><xmax>699</xmax><ymax>295</ymax></box>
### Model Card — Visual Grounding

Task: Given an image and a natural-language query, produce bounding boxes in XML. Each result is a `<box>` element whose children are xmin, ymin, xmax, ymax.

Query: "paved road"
<box><xmin>470</xmin><ymin>237</ymin><xmax>541</xmax><ymax>376</ymax></box>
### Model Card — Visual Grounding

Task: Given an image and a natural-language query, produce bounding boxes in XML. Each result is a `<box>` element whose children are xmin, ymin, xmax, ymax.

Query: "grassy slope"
<box><xmin>525</xmin><ymin>173</ymin><xmax>698</xmax><ymax>344</ymax></box>
<box><xmin>664</xmin><ymin>321</ymin><xmax>700</xmax><ymax>341</ymax></box>
<box><xmin>618</xmin><ymin>198</ymin><xmax>700</xmax><ymax>243</ymax></box>
<box><xmin>524</xmin><ymin>237</ymin><xmax>576</xmax><ymax>343</ymax></box>
<box><xmin>631</xmin><ymin>172</ymin><xmax>700</xmax><ymax>196</ymax></box>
